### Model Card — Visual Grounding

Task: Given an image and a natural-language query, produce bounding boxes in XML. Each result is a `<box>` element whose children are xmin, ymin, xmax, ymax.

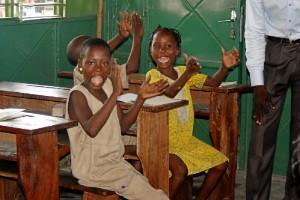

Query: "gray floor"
<box><xmin>59</xmin><ymin>169</ymin><xmax>286</xmax><ymax>200</ymax></box>
<box><xmin>193</xmin><ymin>170</ymin><xmax>286</xmax><ymax>200</ymax></box>
<box><xmin>58</xmin><ymin>131</ymin><xmax>286</xmax><ymax>199</ymax></box>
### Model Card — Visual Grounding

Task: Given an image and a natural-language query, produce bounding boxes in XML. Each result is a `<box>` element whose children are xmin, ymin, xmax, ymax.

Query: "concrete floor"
<box><xmin>58</xmin><ymin>131</ymin><xmax>286</xmax><ymax>200</ymax></box>
<box><xmin>59</xmin><ymin>169</ymin><xmax>286</xmax><ymax>200</ymax></box>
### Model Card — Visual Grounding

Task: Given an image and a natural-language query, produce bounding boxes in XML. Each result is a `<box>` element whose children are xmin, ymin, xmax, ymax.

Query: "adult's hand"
<box><xmin>252</xmin><ymin>85</ymin><xmax>274</xmax><ymax>125</ymax></box>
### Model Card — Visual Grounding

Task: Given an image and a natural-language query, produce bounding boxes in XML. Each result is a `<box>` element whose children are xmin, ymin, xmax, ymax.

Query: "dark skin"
<box><xmin>252</xmin><ymin>85</ymin><xmax>275</xmax><ymax>125</ymax></box>
<box><xmin>68</xmin><ymin>44</ymin><xmax>168</xmax><ymax>138</ymax></box>
<box><xmin>149</xmin><ymin>29</ymin><xmax>239</xmax><ymax>200</ymax></box>
<box><xmin>67</xmin><ymin>12</ymin><xmax>143</xmax><ymax>75</ymax></box>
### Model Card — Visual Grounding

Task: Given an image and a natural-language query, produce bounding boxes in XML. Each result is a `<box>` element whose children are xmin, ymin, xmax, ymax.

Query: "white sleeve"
<box><xmin>245</xmin><ymin>0</ymin><xmax>266</xmax><ymax>86</ymax></box>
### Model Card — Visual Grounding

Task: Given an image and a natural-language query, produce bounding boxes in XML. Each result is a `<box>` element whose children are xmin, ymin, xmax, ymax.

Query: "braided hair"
<box><xmin>148</xmin><ymin>25</ymin><xmax>182</xmax><ymax>55</ymax></box>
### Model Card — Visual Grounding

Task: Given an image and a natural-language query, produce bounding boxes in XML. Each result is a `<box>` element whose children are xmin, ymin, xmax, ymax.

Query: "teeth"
<box><xmin>91</xmin><ymin>75</ymin><xmax>103</xmax><ymax>86</ymax></box>
<box><xmin>158</xmin><ymin>57</ymin><xmax>169</xmax><ymax>63</ymax></box>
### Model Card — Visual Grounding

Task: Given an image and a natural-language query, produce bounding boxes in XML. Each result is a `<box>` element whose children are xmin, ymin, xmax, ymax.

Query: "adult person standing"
<box><xmin>245</xmin><ymin>1</ymin><xmax>300</xmax><ymax>199</ymax></box>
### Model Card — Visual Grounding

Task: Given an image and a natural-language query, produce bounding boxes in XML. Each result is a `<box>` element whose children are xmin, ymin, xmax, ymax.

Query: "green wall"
<box><xmin>0</xmin><ymin>0</ymin><xmax>291</xmax><ymax>176</ymax></box>
<box><xmin>0</xmin><ymin>0</ymin><xmax>98</xmax><ymax>87</ymax></box>
<box><xmin>66</xmin><ymin>0</ymin><xmax>98</xmax><ymax>17</ymax></box>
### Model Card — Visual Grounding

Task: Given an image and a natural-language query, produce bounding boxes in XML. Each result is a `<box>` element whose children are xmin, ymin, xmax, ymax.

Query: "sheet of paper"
<box><xmin>0</xmin><ymin>108</ymin><xmax>26</xmax><ymax>121</ymax></box>
<box><xmin>117</xmin><ymin>93</ymin><xmax>181</xmax><ymax>106</ymax></box>
<box><xmin>219</xmin><ymin>81</ymin><xmax>237</xmax><ymax>87</ymax></box>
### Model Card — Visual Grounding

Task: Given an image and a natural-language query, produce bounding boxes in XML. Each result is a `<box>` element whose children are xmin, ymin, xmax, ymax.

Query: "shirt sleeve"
<box><xmin>245</xmin><ymin>0</ymin><xmax>265</xmax><ymax>86</ymax></box>
<box><xmin>178</xmin><ymin>66</ymin><xmax>207</xmax><ymax>88</ymax></box>
<box><xmin>118</xmin><ymin>63</ymin><xmax>129</xmax><ymax>89</ymax></box>
<box><xmin>73</xmin><ymin>65</ymin><xmax>83</xmax><ymax>86</ymax></box>
<box><xmin>146</xmin><ymin>69</ymin><xmax>162</xmax><ymax>84</ymax></box>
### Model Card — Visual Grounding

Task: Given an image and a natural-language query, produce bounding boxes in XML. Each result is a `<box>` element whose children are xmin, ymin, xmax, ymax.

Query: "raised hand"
<box><xmin>117</xmin><ymin>12</ymin><xmax>131</xmax><ymax>38</ymax></box>
<box><xmin>131</xmin><ymin>12</ymin><xmax>143</xmax><ymax>39</ymax></box>
<box><xmin>184</xmin><ymin>53</ymin><xmax>201</xmax><ymax>76</ymax></box>
<box><xmin>110</xmin><ymin>58</ymin><xmax>123</xmax><ymax>96</ymax></box>
<box><xmin>139</xmin><ymin>76</ymin><xmax>169</xmax><ymax>99</ymax></box>
<box><xmin>221</xmin><ymin>47</ymin><xmax>240</xmax><ymax>69</ymax></box>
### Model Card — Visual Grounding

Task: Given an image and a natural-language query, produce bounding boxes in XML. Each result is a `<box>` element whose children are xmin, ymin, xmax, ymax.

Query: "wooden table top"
<box><xmin>0</xmin><ymin>112</ymin><xmax>77</xmax><ymax>135</ymax></box>
<box><xmin>120</xmin><ymin>100</ymin><xmax>188</xmax><ymax>113</ymax></box>
<box><xmin>128</xmin><ymin>73</ymin><xmax>252</xmax><ymax>94</ymax></box>
<box><xmin>0</xmin><ymin>82</ymin><xmax>69</xmax><ymax>102</ymax></box>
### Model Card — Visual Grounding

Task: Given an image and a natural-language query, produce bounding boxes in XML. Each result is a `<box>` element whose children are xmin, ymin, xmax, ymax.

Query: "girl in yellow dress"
<box><xmin>146</xmin><ymin>26</ymin><xmax>240</xmax><ymax>200</ymax></box>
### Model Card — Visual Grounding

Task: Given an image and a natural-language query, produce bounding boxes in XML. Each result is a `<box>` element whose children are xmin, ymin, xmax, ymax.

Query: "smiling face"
<box><xmin>78</xmin><ymin>42</ymin><xmax>111</xmax><ymax>91</ymax></box>
<box><xmin>150</xmin><ymin>29</ymin><xmax>181</xmax><ymax>70</ymax></box>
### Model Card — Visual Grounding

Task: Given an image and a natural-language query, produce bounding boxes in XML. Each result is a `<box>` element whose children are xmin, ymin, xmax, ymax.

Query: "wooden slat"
<box><xmin>57</xmin><ymin>71</ymin><xmax>73</xmax><ymax>79</ymax></box>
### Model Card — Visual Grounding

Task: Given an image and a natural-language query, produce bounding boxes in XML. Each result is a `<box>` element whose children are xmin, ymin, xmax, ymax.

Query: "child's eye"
<box><xmin>101</xmin><ymin>61</ymin><xmax>109</xmax><ymax>67</ymax></box>
<box><xmin>88</xmin><ymin>61</ymin><xmax>94</xmax><ymax>65</ymax></box>
<box><xmin>153</xmin><ymin>44</ymin><xmax>160</xmax><ymax>49</ymax></box>
<box><xmin>166</xmin><ymin>44</ymin><xmax>173</xmax><ymax>48</ymax></box>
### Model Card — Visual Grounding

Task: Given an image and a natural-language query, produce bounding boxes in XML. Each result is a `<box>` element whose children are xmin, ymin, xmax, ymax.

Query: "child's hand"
<box><xmin>221</xmin><ymin>47</ymin><xmax>240</xmax><ymax>69</ymax></box>
<box><xmin>139</xmin><ymin>76</ymin><xmax>168</xmax><ymax>100</ymax></box>
<box><xmin>131</xmin><ymin>12</ymin><xmax>144</xmax><ymax>38</ymax></box>
<box><xmin>184</xmin><ymin>53</ymin><xmax>201</xmax><ymax>76</ymax></box>
<box><xmin>110</xmin><ymin>59</ymin><xmax>123</xmax><ymax>96</ymax></box>
<box><xmin>117</xmin><ymin>12</ymin><xmax>131</xmax><ymax>38</ymax></box>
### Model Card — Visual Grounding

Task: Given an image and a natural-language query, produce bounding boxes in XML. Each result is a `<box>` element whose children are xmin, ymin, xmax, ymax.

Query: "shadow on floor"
<box><xmin>59</xmin><ymin>170</ymin><xmax>286</xmax><ymax>200</ymax></box>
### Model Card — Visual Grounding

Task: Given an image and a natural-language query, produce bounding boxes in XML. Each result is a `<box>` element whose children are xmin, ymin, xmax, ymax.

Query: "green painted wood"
<box><xmin>0</xmin><ymin>16</ymin><xmax>97</xmax><ymax>87</ymax></box>
<box><xmin>0</xmin><ymin>0</ymin><xmax>290</xmax><ymax>175</ymax></box>
<box><xmin>103</xmin><ymin>0</ymin><xmax>290</xmax><ymax>176</ymax></box>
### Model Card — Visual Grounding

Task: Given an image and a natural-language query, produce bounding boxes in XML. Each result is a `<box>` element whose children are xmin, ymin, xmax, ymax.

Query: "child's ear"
<box><xmin>176</xmin><ymin>48</ymin><xmax>181</xmax><ymax>56</ymax></box>
<box><xmin>77</xmin><ymin>59</ymin><xmax>82</xmax><ymax>69</ymax></box>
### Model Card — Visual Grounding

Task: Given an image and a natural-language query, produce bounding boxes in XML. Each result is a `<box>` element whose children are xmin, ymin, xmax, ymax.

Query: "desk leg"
<box><xmin>16</xmin><ymin>131</ymin><xmax>59</xmax><ymax>200</ymax></box>
<box><xmin>209</xmin><ymin>92</ymin><xmax>239</xmax><ymax>200</ymax></box>
<box><xmin>137</xmin><ymin>110</ymin><xmax>169</xmax><ymax>196</ymax></box>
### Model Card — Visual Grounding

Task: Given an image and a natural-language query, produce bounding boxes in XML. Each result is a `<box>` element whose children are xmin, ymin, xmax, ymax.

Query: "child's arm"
<box><xmin>126</xmin><ymin>12</ymin><xmax>144</xmax><ymax>74</ymax></box>
<box><xmin>118</xmin><ymin>76</ymin><xmax>168</xmax><ymax>132</ymax></box>
<box><xmin>204</xmin><ymin>47</ymin><xmax>240</xmax><ymax>87</ymax></box>
<box><xmin>108</xmin><ymin>12</ymin><xmax>131</xmax><ymax>52</ymax></box>
<box><xmin>68</xmin><ymin>66</ymin><xmax>123</xmax><ymax>138</ymax></box>
<box><xmin>163</xmin><ymin>54</ymin><xmax>201</xmax><ymax>98</ymax></box>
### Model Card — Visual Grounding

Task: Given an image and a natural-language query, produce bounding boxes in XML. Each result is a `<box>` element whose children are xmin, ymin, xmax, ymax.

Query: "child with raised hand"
<box><xmin>146</xmin><ymin>26</ymin><xmax>240</xmax><ymax>200</ymax></box>
<box><xmin>66</xmin><ymin>11</ymin><xmax>143</xmax><ymax>86</ymax></box>
<box><xmin>66</xmin><ymin>37</ymin><xmax>169</xmax><ymax>200</ymax></box>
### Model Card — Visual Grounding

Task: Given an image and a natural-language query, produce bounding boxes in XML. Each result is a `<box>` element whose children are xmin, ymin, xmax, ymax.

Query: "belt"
<box><xmin>266</xmin><ymin>36</ymin><xmax>300</xmax><ymax>44</ymax></box>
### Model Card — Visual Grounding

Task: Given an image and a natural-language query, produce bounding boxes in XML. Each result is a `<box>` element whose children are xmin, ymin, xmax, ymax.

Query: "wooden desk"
<box><xmin>127</xmin><ymin>73</ymin><xmax>252</xmax><ymax>200</ymax></box>
<box><xmin>121</xmin><ymin>101</ymin><xmax>188</xmax><ymax>196</ymax></box>
<box><xmin>0</xmin><ymin>112</ymin><xmax>77</xmax><ymax>200</ymax></box>
<box><xmin>0</xmin><ymin>81</ymin><xmax>188</xmax><ymax>197</ymax></box>
<box><xmin>0</xmin><ymin>81</ymin><xmax>69</xmax><ymax>113</ymax></box>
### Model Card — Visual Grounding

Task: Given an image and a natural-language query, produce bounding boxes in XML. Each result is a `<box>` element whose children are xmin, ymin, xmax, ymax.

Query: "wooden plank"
<box><xmin>209</xmin><ymin>92</ymin><xmax>239</xmax><ymax>200</ymax></box>
<box><xmin>0</xmin><ymin>177</ymin><xmax>23</xmax><ymax>200</ymax></box>
<box><xmin>16</xmin><ymin>131</ymin><xmax>59</xmax><ymax>200</ymax></box>
<box><xmin>0</xmin><ymin>113</ymin><xmax>77</xmax><ymax>135</ymax></box>
<box><xmin>137</xmin><ymin>110</ymin><xmax>169</xmax><ymax>195</ymax></box>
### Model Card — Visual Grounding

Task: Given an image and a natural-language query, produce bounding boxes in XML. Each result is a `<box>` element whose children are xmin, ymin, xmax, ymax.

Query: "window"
<box><xmin>0</xmin><ymin>0</ymin><xmax>66</xmax><ymax>21</ymax></box>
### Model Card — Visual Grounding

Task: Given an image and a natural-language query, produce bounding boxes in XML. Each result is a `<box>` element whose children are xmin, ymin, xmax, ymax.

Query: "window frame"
<box><xmin>0</xmin><ymin>0</ymin><xmax>66</xmax><ymax>21</ymax></box>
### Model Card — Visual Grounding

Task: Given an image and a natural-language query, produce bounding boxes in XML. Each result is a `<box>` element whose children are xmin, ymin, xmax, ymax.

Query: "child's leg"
<box><xmin>169</xmin><ymin>153</ymin><xmax>188</xmax><ymax>200</ymax></box>
<box><xmin>119</xmin><ymin>166</ymin><xmax>169</xmax><ymax>200</ymax></box>
<box><xmin>130</xmin><ymin>160</ymin><xmax>143</xmax><ymax>173</ymax></box>
<box><xmin>196</xmin><ymin>161</ymin><xmax>228</xmax><ymax>200</ymax></box>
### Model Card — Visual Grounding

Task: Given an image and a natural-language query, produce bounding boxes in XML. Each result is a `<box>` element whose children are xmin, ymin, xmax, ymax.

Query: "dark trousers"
<box><xmin>246</xmin><ymin>39</ymin><xmax>300</xmax><ymax>200</ymax></box>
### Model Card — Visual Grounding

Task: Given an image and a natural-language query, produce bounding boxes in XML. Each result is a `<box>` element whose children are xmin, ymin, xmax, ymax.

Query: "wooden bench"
<box><xmin>0</xmin><ymin>135</ymin><xmax>137</xmax><ymax>200</ymax></box>
<box><xmin>0</xmin><ymin>160</ymin><xmax>120</xmax><ymax>200</ymax></box>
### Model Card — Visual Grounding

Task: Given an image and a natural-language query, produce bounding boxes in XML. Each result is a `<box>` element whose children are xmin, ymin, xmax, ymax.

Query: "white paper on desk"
<box><xmin>0</xmin><ymin>108</ymin><xmax>26</xmax><ymax>121</ymax></box>
<box><xmin>219</xmin><ymin>81</ymin><xmax>237</xmax><ymax>87</ymax></box>
<box><xmin>118</xmin><ymin>93</ymin><xmax>182</xmax><ymax>106</ymax></box>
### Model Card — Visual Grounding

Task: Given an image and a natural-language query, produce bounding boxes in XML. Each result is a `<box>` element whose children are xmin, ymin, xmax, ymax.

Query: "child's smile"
<box><xmin>158</xmin><ymin>56</ymin><xmax>170</xmax><ymax>64</ymax></box>
<box><xmin>91</xmin><ymin>74</ymin><xmax>104</xmax><ymax>87</ymax></box>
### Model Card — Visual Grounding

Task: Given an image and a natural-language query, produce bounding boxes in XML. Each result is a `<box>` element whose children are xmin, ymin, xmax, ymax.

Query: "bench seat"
<box><xmin>0</xmin><ymin>160</ymin><xmax>119</xmax><ymax>200</ymax></box>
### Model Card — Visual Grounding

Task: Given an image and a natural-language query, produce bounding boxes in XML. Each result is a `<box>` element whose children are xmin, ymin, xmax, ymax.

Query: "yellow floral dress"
<box><xmin>146</xmin><ymin>66</ymin><xmax>228</xmax><ymax>175</ymax></box>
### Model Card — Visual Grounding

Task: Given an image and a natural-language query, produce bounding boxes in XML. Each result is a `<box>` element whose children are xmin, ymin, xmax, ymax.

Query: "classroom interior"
<box><xmin>0</xmin><ymin>0</ymin><xmax>292</xmax><ymax>199</ymax></box>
